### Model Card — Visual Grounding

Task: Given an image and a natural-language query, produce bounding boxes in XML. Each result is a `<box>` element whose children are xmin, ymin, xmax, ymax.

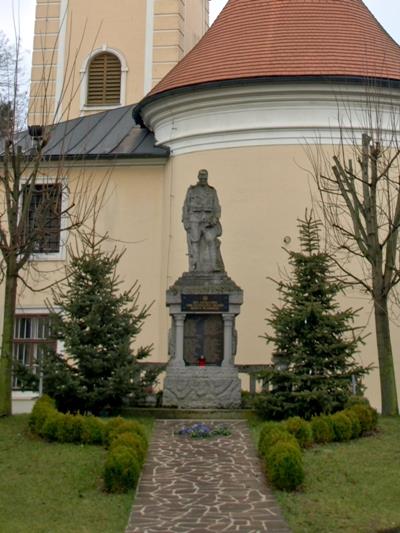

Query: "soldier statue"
<box><xmin>182</xmin><ymin>169</ymin><xmax>224</xmax><ymax>272</ymax></box>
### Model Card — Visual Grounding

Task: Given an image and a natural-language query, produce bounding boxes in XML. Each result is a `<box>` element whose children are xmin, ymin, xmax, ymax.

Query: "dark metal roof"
<box><xmin>5</xmin><ymin>105</ymin><xmax>169</xmax><ymax>161</ymax></box>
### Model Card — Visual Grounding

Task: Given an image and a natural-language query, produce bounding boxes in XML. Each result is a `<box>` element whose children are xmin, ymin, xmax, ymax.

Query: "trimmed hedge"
<box><xmin>330</xmin><ymin>412</ymin><xmax>353</xmax><ymax>442</ymax></box>
<box><xmin>265</xmin><ymin>441</ymin><xmax>305</xmax><ymax>491</ymax></box>
<box><xmin>310</xmin><ymin>415</ymin><xmax>334</xmax><ymax>444</ymax></box>
<box><xmin>29</xmin><ymin>395</ymin><xmax>147</xmax><ymax>493</ymax></box>
<box><xmin>284</xmin><ymin>417</ymin><xmax>313</xmax><ymax>449</ymax></box>
<box><xmin>257</xmin><ymin>401</ymin><xmax>379</xmax><ymax>491</ymax></box>
<box><xmin>103</xmin><ymin>446</ymin><xmax>141</xmax><ymax>493</ymax></box>
<box><xmin>343</xmin><ymin>409</ymin><xmax>362</xmax><ymax>439</ymax></box>
<box><xmin>350</xmin><ymin>403</ymin><xmax>378</xmax><ymax>433</ymax></box>
<box><xmin>258</xmin><ymin>422</ymin><xmax>293</xmax><ymax>454</ymax></box>
<box><xmin>110</xmin><ymin>432</ymin><xmax>147</xmax><ymax>465</ymax></box>
<box><xmin>258</xmin><ymin>422</ymin><xmax>304</xmax><ymax>491</ymax></box>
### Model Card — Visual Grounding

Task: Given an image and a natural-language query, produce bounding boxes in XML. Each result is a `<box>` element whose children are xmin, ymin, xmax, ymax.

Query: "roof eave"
<box><xmin>134</xmin><ymin>74</ymin><xmax>400</xmax><ymax>127</ymax></box>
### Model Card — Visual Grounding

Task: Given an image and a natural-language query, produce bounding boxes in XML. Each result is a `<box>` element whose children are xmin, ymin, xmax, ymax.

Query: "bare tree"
<box><xmin>308</xmin><ymin>89</ymin><xmax>400</xmax><ymax>416</ymax></box>
<box><xmin>0</xmin><ymin>30</ymin><xmax>107</xmax><ymax>417</ymax></box>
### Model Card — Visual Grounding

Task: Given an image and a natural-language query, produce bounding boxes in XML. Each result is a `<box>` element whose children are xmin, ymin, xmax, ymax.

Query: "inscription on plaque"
<box><xmin>184</xmin><ymin>314</ymin><xmax>224</xmax><ymax>366</ymax></box>
<box><xmin>182</xmin><ymin>294</ymin><xmax>229</xmax><ymax>312</ymax></box>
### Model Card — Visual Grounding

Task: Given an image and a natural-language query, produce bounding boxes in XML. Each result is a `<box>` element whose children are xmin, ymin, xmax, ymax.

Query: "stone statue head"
<box><xmin>197</xmin><ymin>169</ymin><xmax>208</xmax><ymax>185</ymax></box>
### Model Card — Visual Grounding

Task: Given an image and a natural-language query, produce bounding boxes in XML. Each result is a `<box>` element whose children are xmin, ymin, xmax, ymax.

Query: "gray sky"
<box><xmin>1</xmin><ymin>0</ymin><xmax>399</xmax><ymax>68</ymax></box>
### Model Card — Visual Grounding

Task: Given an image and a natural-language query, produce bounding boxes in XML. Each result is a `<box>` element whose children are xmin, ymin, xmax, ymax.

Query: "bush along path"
<box><xmin>29</xmin><ymin>395</ymin><xmax>148</xmax><ymax>492</ymax></box>
<box><xmin>125</xmin><ymin>419</ymin><xmax>290</xmax><ymax>533</ymax></box>
<box><xmin>257</xmin><ymin>402</ymin><xmax>379</xmax><ymax>491</ymax></box>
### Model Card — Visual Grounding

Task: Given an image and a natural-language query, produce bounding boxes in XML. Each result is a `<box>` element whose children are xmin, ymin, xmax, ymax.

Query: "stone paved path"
<box><xmin>125</xmin><ymin>420</ymin><xmax>290</xmax><ymax>532</ymax></box>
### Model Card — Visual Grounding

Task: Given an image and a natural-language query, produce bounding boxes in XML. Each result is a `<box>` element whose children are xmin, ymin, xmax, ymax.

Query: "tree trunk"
<box><xmin>374</xmin><ymin>296</ymin><xmax>399</xmax><ymax>416</ymax></box>
<box><xmin>0</xmin><ymin>267</ymin><xmax>18</xmax><ymax>416</ymax></box>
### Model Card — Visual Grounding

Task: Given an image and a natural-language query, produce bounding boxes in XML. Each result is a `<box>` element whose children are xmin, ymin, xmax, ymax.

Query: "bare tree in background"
<box><xmin>308</xmin><ymin>88</ymin><xmax>400</xmax><ymax>415</ymax></box>
<box><xmin>0</xmin><ymin>30</ymin><xmax>107</xmax><ymax>417</ymax></box>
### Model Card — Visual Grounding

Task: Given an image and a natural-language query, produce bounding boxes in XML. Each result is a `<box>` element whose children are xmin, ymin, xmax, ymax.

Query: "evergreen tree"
<box><xmin>44</xmin><ymin>235</ymin><xmax>156</xmax><ymax>415</ymax></box>
<box><xmin>257</xmin><ymin>212</ymin><xmax>368</xmax><ymax>420</ymax></box>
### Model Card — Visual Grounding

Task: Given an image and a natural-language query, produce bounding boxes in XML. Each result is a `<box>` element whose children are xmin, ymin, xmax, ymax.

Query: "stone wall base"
<box><xmin>162</xmin><ymin>366</ymin><xmax>241</xmax><ymax>408</ymax></box>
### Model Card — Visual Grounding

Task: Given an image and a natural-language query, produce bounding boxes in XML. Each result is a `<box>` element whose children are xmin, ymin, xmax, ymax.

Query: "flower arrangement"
<box><xmin>176</xmin><ymin>423</ymin><xmax>231</xmax><ymax>439</ymax></box>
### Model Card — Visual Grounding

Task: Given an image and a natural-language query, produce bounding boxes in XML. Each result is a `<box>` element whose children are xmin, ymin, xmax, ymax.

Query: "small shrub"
<box><xmin>103</xmin><ymin>446</ymin><xmax>141</xmax><ymax>492</ymax></box>
<box><xmin>343</xmin><ymin>409</ymin><xmax>362</xmax><ymax>439</ymax></box>
<box><xmin>258</xmin><ymin>422</ymin><xmax>285</xmax><ymax>451</ymax></box>
<box><xmin>350</xmin><ymin>404</ymin><xmax>378</xmax><ymax>434</ymax></box>
<box><xmin>106</xmin><ymin>420</ymin><xmax>148</xmax><ymax>448</ymax></box>
<box><xmin>330</xmin><ymin>412</ymin><xmax>352</xmax><ymax>442</ymax></box>
<box><xmin>310</xmin><ymin>415</ymin><xmax>334</xmax><ymax>444</ymax></box>
<box><xmin>284</xmin><ymin>417</ymin><xmax>313</xmax><ymax>448</ymax></box>
<box><xmin>259</xmin><ymin>429</ymin><xmax>300</xmax><ymax>463</ymax></box>
<box><xmin>345</xmin><ymin>396</ymin><xmax>371</xmax><ymax>408</ymax></box>
<box><xmin>103</xmin><ymin>417</ymin><xmax>128</xmax><ymax>444</ymax></box>
<box><xmin>41</xmin><ymin>411</ymin><xmax>65</xmax><ymax>441</ymax></box>
<box><xmin>81</xmin><ymin>416</ymin><xmax>106</xmax><ymax>444</ymax></box>
<box><xmin>29</xmin><ymin>395</ymin><xmax>56</xmax><ymax>434</ymax></box>
<box><xmin>56</xmin><ymin>413</ymin><xmax>84</xmax><ymax>443</ymax></box>
<box><xmin>265</xmin><ymin>441</ymin><xmax>304</xmax><ymax>491</ymax></box>
<box><xmin>110</xmin><ymin>432</ymin><xmax>146</xmax><ymax>465</ymax></box>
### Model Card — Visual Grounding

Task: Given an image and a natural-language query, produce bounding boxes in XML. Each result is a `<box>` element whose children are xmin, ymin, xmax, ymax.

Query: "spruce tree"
<box><xmin>44</xmin><ymin>235</ymin><xmax>156</xmax><ymax>415</ymax></box>
<box><xmin>257</xmin><ymin>212</ymin><xmax>368</xmax><ymax>420</ymax></box>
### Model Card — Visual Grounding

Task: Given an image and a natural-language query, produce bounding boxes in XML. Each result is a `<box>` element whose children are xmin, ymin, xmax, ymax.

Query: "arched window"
<box><xmin>87</xmin><ymin>52</ymin><xmax>121</xmax><ymax>106</ymax></box>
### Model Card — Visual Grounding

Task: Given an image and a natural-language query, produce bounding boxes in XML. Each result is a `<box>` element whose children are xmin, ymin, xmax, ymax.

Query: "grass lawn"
<box><xmin>252</xmin><ymin>416</ymin><xmax>400</xmax><ymax>533</ymax></box>
<box><xmin>0</xmin><ymin>415</ymin><xmax>153</xmax><ymax>533</ymax></box>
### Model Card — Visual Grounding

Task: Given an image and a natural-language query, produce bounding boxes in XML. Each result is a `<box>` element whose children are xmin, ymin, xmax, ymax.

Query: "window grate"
<box><xmin>24</xmin><ymin>183</ymin><xmax>62</xmax><ymax>254</ymax></box>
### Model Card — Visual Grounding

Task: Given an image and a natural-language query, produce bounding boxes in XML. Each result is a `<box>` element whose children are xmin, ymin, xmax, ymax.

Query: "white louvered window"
<box><xmin>87</xmin><ymin>52</ymin><xmax>121</xmax><ymax>106</ymax></box>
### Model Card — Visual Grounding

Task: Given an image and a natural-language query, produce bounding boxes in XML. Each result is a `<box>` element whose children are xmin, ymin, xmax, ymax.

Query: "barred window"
<box><xmin>25</xmin><ymin>183</ymin><xmax>62</xmax><ymax>254</ymax></box>
<box><xmin>13</xmin><ymin>315</ymin><xmax>56</xmax><ymax>389</ymax></box>
<box><xmin>87</xmin><ymin>52</ymin><xmax>121</xmax><ymax>105</ymax></box>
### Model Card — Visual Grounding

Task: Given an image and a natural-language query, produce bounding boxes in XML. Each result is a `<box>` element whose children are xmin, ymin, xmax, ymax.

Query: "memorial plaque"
<box><xmin>184</xmin><ymin>314</ymin><xmax>224</xmax><ymax>366</ymax></box>
<box><xmin>182</xmin><ymin>294</ymin><xmax>229</xmax><ymax>312</ymax></box>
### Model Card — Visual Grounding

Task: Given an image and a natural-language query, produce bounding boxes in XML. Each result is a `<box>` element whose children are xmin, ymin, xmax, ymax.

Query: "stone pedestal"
<box><xmin>163</xmin><ymin>272</ymin><xmax>243</xmax><ymax>408</ymax></box>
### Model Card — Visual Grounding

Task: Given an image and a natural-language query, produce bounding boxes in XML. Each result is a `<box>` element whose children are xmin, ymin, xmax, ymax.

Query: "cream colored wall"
<box><xmin>152</xmin><ymin>0</ymin><xmax>208</xmax><ymax>86</ymax></box>
<box><xmin>162</xmin><ymin>146</ymin><xmax>399</xmax><ymax>411</ymax></box>
<box><xmin>184</xmin><ymin>0</ymin><xmax>209</xmax><ymax>54</ymax></box>
<box><xmin>29</xmin><ymin>0</ymin><xmax>209</xmax><ymax>123</ymax></box>
<box><xmin>29</xmin><ymin>0</ymin><xmax>62</xmax><ymax>125</ymax></box>
<box><xmin>61</xmin><ymin>0</ymin><xmax>148</xmax><ymax>119</ymax></box>
<box><xmin>11</xmin><ymin>162</ymin><xmax>167</xmax><ymax>361</ymax></box>
<box><xmin>7</xmin><ymin>144</ymin><xmax>396</xmax><ymax>410</ymax></box>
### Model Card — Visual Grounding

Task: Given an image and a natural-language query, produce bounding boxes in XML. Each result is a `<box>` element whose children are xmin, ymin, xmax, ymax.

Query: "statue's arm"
<box><xmin>182</xmin><ymin>189</ymin><xmax>191</xmax><ymax>227</ymax></box>
<box><xmin>213</xmin><ymin>190</ymin><xmax>221</xmax><ymax>222</ymax></box>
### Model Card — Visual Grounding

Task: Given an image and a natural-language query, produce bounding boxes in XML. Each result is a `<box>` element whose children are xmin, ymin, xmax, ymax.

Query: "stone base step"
<box><xmin>121</xmin><ymin>407</ymin><xmax>256</xmax><ymax>419</ymax></box>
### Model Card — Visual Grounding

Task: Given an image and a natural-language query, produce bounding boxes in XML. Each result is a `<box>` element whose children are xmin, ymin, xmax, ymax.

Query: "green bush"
<box><xmin>343</xmin><ymin>408</ymin><xmax>362</xmax><ymax>439</ymax></box>
<box><xmin>103</xmin><ymin>446</ymin><xmax>141</xmax><ymax>492</ymax></box>
<box><xmin>29</xmin><ymin>395</ymin><xmax>56</xmax><ymax>434</ymax></box>
<box><xmin>350</xmin><ymin>404</ymin><xmax>378</xmax><ymax>434</ymax></box>
<box><xmin>29</xmin><ymin>397</ymin><xmax>148</xmax><ymax>494</ymax></box>
<box><xmin>284</xmin><ymin>417</ymin><xmax>313</xmax><ymax>448</ymax></box>
<box><xmin>330</xmin><ymin>412</ymin><xmax>353</xmax><ymax>442</ymax></box>
<box><xmin>41</xmin><ymin>411</ymin><xmax>65</xmax><ymax>441</ymax></box>
<box><xmin>310</xmin><ymin>415</ymin><xmax>334</xmax><ymax>444</ymax></box>
<box><xmin>81</xmin><ymin>416</ymin><xmax>106</xmax><ymax>445</ymax></box>
<box><xmin>110</xmin><ymin>432</ymin><xmax>147</xmax><ymax>465</ymax></box>
<box><xmin>265</xmin><ymin>441</ymin><xmax>304</xmax><ymax>491</ymax></box>
<box><xmin>258</xmin><ymin>422</ymin><xmax>287</xmax><ymax>452</ymax></box>
<box><xmin>345</xmin><ymin>396</ymin><xmax>371</xmax><ymax>408</ymax></box>
<box><xmin>56</xmin><ymin>413</ymin><xmax>84</xmax><ymax>443</ymax></box>
<box><xmin>103</xmin><ymin>417</ymin><xmax>126</xmax><ymax>444</ymax></box>
<box><xmin>106</xmin><ymin>419</ymin><xmax>148</xmax><ymax>448</ymax></box>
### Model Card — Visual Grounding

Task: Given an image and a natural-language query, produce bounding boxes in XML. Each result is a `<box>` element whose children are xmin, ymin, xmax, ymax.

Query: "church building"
<box><xmin>7</xmin><ymin>0</ymin><xmax>400</xmax><ymax>411</ymax></box>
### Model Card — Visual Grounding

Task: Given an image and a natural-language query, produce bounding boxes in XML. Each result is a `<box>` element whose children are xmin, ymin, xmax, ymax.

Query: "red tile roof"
<box><xmin>149</xmin><ymin>0</ymin><xmax>400</xmax><ymax>97</ymax></box>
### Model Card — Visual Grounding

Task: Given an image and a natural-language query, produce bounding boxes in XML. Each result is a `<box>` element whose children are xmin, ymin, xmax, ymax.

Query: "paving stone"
<box><xmin>125</xmin><ymin>420</ymin><xmax>291</xmax><ymax>532</ymax></box>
